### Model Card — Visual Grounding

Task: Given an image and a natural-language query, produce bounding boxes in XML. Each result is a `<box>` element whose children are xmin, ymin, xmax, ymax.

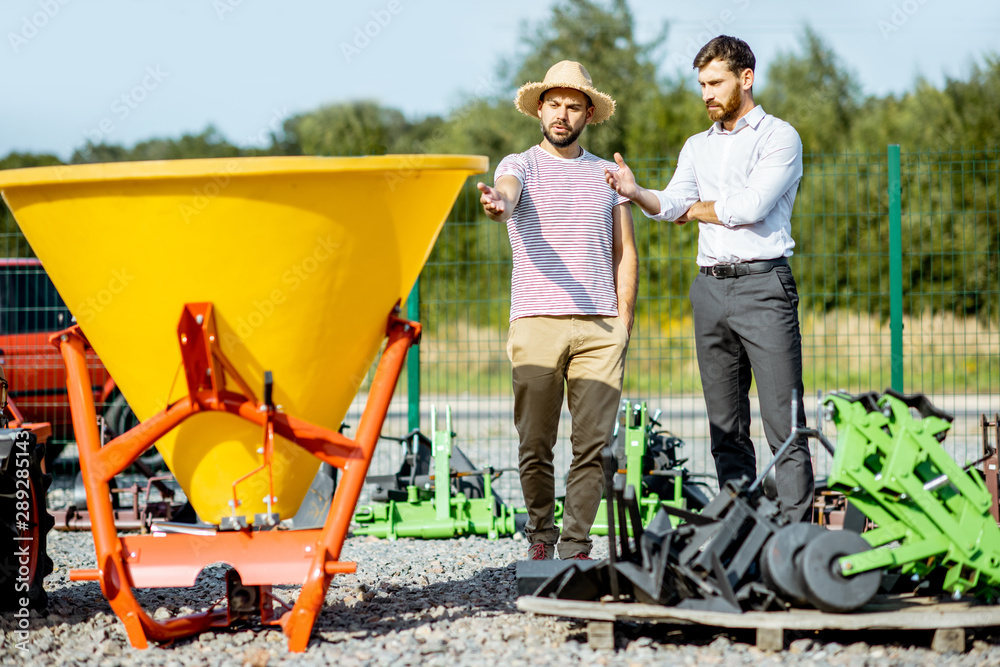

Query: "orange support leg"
<box><xmin>53</xmin><ymin>304</ymin><xmax>420</xmax><ymax>651</ymax></box>
<box><xmin>282</xmin><ymin>315</ymin><xmax>418</xmax><ymax>650</ymax></box>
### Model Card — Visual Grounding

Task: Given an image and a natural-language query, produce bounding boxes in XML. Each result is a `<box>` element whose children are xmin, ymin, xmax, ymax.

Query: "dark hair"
<box><xmin>540</xmin><ymin>88</ymin><xmax>594</xmax><ymax>109</ymax></box>
<box><xmin>693</xmin><ymin>35</ymin><xmax>755</xmax><ymax>76</ymax></box>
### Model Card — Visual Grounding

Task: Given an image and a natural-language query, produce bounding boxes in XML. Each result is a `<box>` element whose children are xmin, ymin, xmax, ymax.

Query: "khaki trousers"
<box><xmin>507</xmin><ymin>315</ymin><xmax>629</xmax><ymax>558</ymax></box>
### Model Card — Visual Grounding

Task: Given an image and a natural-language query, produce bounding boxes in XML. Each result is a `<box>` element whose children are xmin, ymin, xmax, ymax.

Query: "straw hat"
<box><xmin>514</xmin><ymin>60</ymin><xmax>616</xmax><ymax>124</ymax></box>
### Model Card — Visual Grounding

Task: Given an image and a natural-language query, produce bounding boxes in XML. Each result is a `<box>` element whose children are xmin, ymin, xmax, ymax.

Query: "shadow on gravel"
<box><xmin>310</xmin><ymin>564</ymin><xmax>518</xmax><ymax>639</ymax></box>
<box><xmin>613</xmin><ymin>622</ymin><xmax>757</xmax><ymax>648</ymax></box>
<box><xmin>39</xmin><ymin>564</ymin><xmax>246</xmax><ymax>626</ymax></box>
<box><xmin>33</xmin><ymin>563</ymin><xmax>519</xmax><ymax>648</ymax></box>
<box><xmin>610</xmin><ymin>621</ymin><xmax>1000</xmax><ymax>652</ymax></box>
<box><xmin>35</xmin><ymin>564</ymin><xmax>1000</xmax><ymax>655</ymax></box>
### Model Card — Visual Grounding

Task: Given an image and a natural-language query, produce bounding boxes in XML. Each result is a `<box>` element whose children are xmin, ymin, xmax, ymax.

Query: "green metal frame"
<box><xmin>887</xmin><ymin>145</ymin><xmax>904</xmax><ymax>393</ymax></box>
<box><xmin>405</xmin><ymin>279</ymin><xmax>420</xmax><ymax>433</ymax></box>
<box><xmin>353</xmin><ymin>400</ymin><xmax>694</xmax><ymax>541</ymax></box>
<box><xmin>824</xmin><ymin>392</ymin><xmax>1000</xmax><ymax>599</ymax></box>
<box><xmin>586</xmin><ymin>400</ymin><xmax>685</xmax><ymax>536</ymax></box>
<box><xmin>352</xmin><ymin>406</ymin><xmax>522</xmax><ymax>540</ymax></box>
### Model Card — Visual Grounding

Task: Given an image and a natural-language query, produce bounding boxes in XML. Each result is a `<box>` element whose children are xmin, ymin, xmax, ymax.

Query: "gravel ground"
<box><xmin>3</xmin><ymin>528</ymin><xmax>1000</xmax><ymax>667</ymax></box>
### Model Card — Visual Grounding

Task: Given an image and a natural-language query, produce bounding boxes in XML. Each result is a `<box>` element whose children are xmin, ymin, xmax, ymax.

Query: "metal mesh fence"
<box><xmin>0</xmin><ymin>257</ymin><xmax>113</xmax><ymax>453</ymax></box>
<box><xmin>1</xmin><ymin>148</ymin><xmax>997</xmax><ymax>509</ymax></box>
<box><xmin>351</xmin><ymin>148</ymin><xmax>1000</xmax><ymax>505</ymax></box>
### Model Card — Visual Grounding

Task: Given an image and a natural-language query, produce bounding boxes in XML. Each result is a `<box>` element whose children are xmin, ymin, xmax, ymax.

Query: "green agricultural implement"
<box><xmin>519</xmin><ymin>390</ymin><xmax>999</xmax><ymax>613</ymax></box>
<box><xmin>822</xmin><ymin>389</ymin><xmax>1000</xmax><ymax>602</ymax></box>
<box><xmin>353</xmin><ymin>406</ymin><xmax>523</xmax><ymax>539</ymax></box>
<box><xmin>354</xmin><ymin>400</ymin><xmax>713</xmax><ymax>542</ymax></box>
<box><xmin>585</xmin><ymin>400</ymin><xmax>712</xmax><ymax>536</ymax></box>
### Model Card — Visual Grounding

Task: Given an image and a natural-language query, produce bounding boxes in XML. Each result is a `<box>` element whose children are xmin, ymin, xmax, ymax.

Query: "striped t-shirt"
<box><xmin>495</xmin><ymin>145</ymin><xmax>627</xmax><ymax>321</ymax></box>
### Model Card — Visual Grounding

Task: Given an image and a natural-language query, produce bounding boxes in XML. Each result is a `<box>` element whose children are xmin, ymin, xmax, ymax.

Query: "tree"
<box><xmin>282</xmin><ymin>101</ymin><xmax>434</xmax><ymax>156</ymax></box>
<box><xmin>418</xmin><ymin>1</ymin><xmax>676</xmax><ymax>331</ymax></box>
<box><xmin>425</xmin><ymin>98</ymin><xmax>535</xmax><ymax>166</ymax></box>
<box><xmin>757</xmin><ymin>27</ymin><xmax>863</xmax><ymax>154</ymax></box>
<box><xmin>624</xmin><ymin>77</ymin><xmax>705</xmax><ymax>160</ymax></box>
<box><xmin>513</xmin><ymin>0</ymin><xmax>665</xmax><ymax>159</ymax></box>
<box><xmin>69</xmin><ymin>126</ymin><xmax>242</xmax><ymax>163</ymax></box>
<box><xmin>0</xmin><ymin>153</ymin><xmax>66</xmax><ymax>249</ymax></box>
<box><xmin>0</xmin><ymin>152</ymin><xmax>63</xmax><ymax>170</ymax></box>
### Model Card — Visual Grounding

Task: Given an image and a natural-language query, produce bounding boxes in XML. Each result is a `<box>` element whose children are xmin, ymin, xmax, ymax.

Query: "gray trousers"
<box><xmin>689</xmin><ymin>265</ymin><xmax>814</xmax><ymax>522</ymax></box>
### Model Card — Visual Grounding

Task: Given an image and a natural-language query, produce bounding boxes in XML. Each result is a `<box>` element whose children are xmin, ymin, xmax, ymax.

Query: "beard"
<box><xmin>706</xmin><ymin>85</ymin><xmax>743</xmax><ymax>124</ymax></box>
<box><xmin>540</xmin><ymin>119</ymin><xmax>584</xmax><ymax>148</ymax></box>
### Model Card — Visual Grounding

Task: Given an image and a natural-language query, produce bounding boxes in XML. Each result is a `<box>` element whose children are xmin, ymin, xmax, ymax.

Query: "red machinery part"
<box><xmin>984</xmin><ymin>413</ymin><xmax>1000</xmax><ymax>523</ymax></box>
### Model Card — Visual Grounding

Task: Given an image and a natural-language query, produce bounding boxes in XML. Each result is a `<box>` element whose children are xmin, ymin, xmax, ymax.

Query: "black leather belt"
<box><xmin>700</xmin><ymin>257</ymin><xmax>788</xmax><ymax>278</ymax></box>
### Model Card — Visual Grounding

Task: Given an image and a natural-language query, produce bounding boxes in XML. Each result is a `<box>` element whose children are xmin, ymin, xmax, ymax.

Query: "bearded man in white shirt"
<box><xmin>477</xmin><ymin>61</ymin><xmax>638</xmax><ymax>560</ymax></box>
<box><xmin>605</xmin><ymin>35</ymin><xmax>813</xmax><ymax>522</ymax></box>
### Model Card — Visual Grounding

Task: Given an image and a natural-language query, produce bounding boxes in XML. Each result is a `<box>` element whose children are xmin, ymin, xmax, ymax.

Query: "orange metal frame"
<box><xmin>54</xmin><ymin>301</ymin><xmax>420</xmax><ymax>651</ymax></box>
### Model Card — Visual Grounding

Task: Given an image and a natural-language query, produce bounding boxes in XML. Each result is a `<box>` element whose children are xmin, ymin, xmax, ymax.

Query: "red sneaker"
<box><xmin>571</xmin><ymin>553</ymin><xmax>592</xmax><ymax>561</ymax></box>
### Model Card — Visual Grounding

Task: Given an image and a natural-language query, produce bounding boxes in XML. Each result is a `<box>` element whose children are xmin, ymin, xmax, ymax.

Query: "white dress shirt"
<box><xmin>645</xmin><ymin>105</ymin><xmax>803</xmax><ymax>266</ymax></box>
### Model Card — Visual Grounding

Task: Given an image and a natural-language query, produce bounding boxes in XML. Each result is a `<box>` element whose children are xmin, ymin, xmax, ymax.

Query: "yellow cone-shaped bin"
<box><xmin>0</xmin><ymin>155</ymin><xmax>487</xmax><ymax>524</ymax></box>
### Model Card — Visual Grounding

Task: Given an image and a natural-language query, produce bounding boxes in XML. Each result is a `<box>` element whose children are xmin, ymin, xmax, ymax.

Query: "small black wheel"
<box><xmin>760</xmin><ymin>522</ymin><xmax>827</xmax><ymax>605</ymax></box>
<box><xmin>0</xmin><ymin>429</ymin><xmax>54</xmax><ymax>612</ymax></box>
<box><xmin>103</xmin><ymin>391</ymin><xmax>140</xmax><ymax>441</ymax></box>
<box><xmin>103</xmin><ymin>392</ymin><xmax>164</xmax><ymax>469</ymax></box>
<box><xmin>73</xmin><ymin>471</ymin><xmax>120</xmax><ymax>510</ymax></box>
<box><xmin>799</xmin><ymin>529</ymin><xmax>882</xmax><ymax>613</ymax></box>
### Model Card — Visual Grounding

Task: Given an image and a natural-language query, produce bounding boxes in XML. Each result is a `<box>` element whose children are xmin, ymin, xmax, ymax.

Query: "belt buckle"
<box><xmin>711</xmin><ymin>264</ymin><xmax>734</xmax><ymax>278</ymax></box>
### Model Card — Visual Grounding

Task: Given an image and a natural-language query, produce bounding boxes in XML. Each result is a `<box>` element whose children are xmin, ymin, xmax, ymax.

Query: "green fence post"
<box><xmin>887</xmin><ymin>145</ymin><xmax>904</xmax><ymax>393</ymax></box>
<box><xmin>406</xmin><ymin>278</ymin><xmax>420</xmax><ymax>431</ymax></box>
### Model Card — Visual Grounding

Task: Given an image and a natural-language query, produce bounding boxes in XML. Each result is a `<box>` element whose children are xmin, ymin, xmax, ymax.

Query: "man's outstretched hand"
<box><xmin>604</xmin><ymin>153</ymin><xmax>663</xmax><ymax>217</ymax></box>
<box><xmin>477</xmin><ymin>182</ymin><xmax>505</xmax><ymax>218</ymax></box>
<box><xmin>604</xmin><ymin>153</ymin><xmax>639</xmax><ymax>200</ymax></box>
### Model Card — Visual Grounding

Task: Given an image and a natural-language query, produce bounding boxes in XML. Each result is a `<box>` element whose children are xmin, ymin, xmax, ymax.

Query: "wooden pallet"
<box><xmin>517</xmin><ymin>595</ymin><xmax>1000</xmax><ymax>652</ymax></box>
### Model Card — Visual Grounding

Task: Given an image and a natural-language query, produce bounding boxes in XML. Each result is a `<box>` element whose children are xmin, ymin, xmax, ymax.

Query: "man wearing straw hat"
<box><xmin>477</xmin><ymin>61</ymin><xmax>637</xmax><ymax>561</ymax></box>
<box><xmin>605</xmin><ymin>36</ymin><xmax>813</xmax><ymax>522</ymax></box>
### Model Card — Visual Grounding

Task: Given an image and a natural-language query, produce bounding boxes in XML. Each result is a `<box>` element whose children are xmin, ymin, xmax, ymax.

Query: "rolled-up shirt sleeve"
<box><xmin>645</xmin><ymin>142</ymin><xmax>700</xmax><ymax>222</ymax></box>
<box><xmin>714</xmin><ymin>126</ymin><xmax>803</xmax><ymax>227</ymax></box>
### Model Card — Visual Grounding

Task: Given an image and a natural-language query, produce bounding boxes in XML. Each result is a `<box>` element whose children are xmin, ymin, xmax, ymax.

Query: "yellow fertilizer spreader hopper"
<box><xmin>0</xmin><ymin>155</ymin><xmax>487</xmax><ymax>650</ymax></box>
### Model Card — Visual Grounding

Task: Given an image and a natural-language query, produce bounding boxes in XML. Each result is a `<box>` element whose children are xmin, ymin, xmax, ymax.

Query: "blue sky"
<box><xmin>1</xmin><ymin>0</ymin><xmax>998</xmax><ymax>160</ymax></box>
